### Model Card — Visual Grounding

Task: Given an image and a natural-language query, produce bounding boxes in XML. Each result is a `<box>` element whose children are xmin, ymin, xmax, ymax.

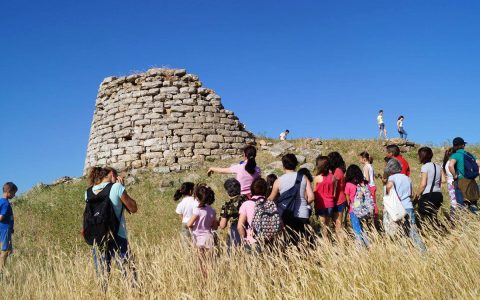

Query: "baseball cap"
<box><xmin>453</xmin><ymin>137</ymin><xmax>466</xmax><ymax>146</ymax></box>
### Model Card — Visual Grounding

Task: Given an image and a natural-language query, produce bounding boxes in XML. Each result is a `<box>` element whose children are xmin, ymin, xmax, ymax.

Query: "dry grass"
<box><xmin>7</xmin><ymin>139</ymin><xmax>480</xmax><ymax>299</ymax></box>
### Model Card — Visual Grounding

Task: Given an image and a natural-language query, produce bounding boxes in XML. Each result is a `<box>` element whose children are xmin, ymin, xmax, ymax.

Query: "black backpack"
<box><xmin>276</xmin><ymin>172</ymin><xmax>303</xmax><ymax>219</ymax></box>
<box><xmin>83</xmin><ymin>183</ymin><xmax>122</xmax><ymax>246</ymax></box>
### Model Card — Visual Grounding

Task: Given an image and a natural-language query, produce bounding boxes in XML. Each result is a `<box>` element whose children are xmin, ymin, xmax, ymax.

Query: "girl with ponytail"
<box><xmin>359</xmin><ymin>151</ymin><xmax>378</xmax><ymax>220</ymax></box>
<box><xmin>174</xmin><ymin>182</ymin><xmax>198</xmax><ymax>240</ymax></box>
<box><xmin>207</xmin><ymin>145</ymin><xmax>261</xmax><ymax>198</ymax></box>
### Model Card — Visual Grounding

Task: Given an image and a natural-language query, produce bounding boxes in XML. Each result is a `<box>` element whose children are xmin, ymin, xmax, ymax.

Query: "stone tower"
<box><xmin>84</xmin><ymin>68</ymin><xmax>255</xmax><ymax>174</ymax></box>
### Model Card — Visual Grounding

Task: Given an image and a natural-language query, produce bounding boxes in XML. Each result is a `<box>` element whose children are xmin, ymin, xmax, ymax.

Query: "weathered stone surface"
<box><xmin>84</xmin><ymin>68</ymin><xmax>255</xmax><ymax>174</ymax></box>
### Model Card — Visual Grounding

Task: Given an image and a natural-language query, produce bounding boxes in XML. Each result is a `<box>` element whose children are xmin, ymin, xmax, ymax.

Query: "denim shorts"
<box><xmin>0</xmin><ymin>229</ymin><xmax>12</xmax><ymax>251</ymax></box>
<box><xmin>316</xmin><ymin>202</ymin><xmax>347</xmax><ymax>217</ymax></box>
<box><xmin>379</xmin><ymin>123</ymin><xmax>385</xmax><ymax>130</ymax></box>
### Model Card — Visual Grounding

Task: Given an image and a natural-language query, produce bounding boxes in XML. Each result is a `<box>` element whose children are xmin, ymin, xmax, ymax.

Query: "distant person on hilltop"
<box><xmin>279</xmin><ymin>129</ymin><xmax>290</xmax><ymax>141</ymax></box>
<box><xmin>397</xmin><ymin>115</ymin><xmax>408</xmax><ymax>140</ymax></box>
<box><xmin>0</xmin><ymin>182</ymin><xmax>17</xmax><ymax>276</ymax></box>
<box><xmin>377</xmin><ymin>110</ymin><xmax>388</xmax><ymax>141</ymax></box>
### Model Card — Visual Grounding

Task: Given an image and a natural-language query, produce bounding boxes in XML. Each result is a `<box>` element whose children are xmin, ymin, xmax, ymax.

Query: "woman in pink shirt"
<box><xmin>327</xmin><ymin>152</ymin><xmax>347</xmax><ymax>241</ymax></box>
<box><xmin>238</xmin><ymin>178</ymin><xmax>268</xmax><ymax>253</ymax></box>
<box><xmin>207</xmin><ymin>145</ymin><xmax>261</xmax><ymax>197</ymax></box>
<box><xmin>313</xmin><ymin>156</ymin><xmax>335</xmax><ymax>240</ymax></box>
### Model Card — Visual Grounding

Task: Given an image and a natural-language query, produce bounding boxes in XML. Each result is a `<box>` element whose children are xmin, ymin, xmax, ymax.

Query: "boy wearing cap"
<box><xmin>449</xmin><ymin>137</ymin><xmax>480</xmax><ymax>213</ymax></box>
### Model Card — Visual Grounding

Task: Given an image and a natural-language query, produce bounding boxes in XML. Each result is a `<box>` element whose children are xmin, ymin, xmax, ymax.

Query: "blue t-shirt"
<box><xmin>0</xmin><ymin>198</ymin><xmax>14</xmax><ymax>231</ymax></box>
<box><xmin>388</xmin><ymin>174</ymin><xmax>413</xmax><ymax>210</ymax></box>
<box><xmin>85</xmin><ymin>183</ymin><xmax>127</xmax><ymax>239</ymax></box>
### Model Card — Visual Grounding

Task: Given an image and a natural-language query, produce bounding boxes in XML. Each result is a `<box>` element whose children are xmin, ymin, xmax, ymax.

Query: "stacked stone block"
<box><xmin>84</xmin><ymin>68</ymin><xmax>255</xmax><ymax>174</ymax></box>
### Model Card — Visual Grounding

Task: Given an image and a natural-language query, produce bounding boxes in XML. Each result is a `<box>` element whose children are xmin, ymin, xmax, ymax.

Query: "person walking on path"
<box><xmin>413</xmin><ymin>147</ymin><xmax>443</xmax><ymax>229</ymax></box>
<box><xmin>448</xmin><ymin>137</ymin><xmax>480</xmax><ymax>214</ymax></box>
<box><xmin>86</xmin><ymin>167</ymin><xmax>138</xmax><ymax>290</ymax></box>
<box><xmin>377</xmin><ymin>110</ymin><xmax>388</xmax><ymax>141</ymax></box>
<box><xmin>208</xmin><ymin>145</ymin><xmax>261</xmax><ymax>198</ymax></box>
<box><xmin>385</xmin><ymin>159</ymin><xmax>426</xmax><ymax>252</ymax></box>
<box><xmin>397</xmin><ymin>115</ymin><xmax>408</xmax><ymax>140</ymax></box>
<box><xmin>0</xmin><ymin>182</ymin><xmax>17</xmax><ymax>277</ymax></box>
<box><xmin>279</xmin><ymin>129</ymin><xmax>290</xmax><ymax>141</ymax></box>
<box><xmin>219</xmin><ymin>178</ymin><xmax>246</xmax><ymax>250</ymax></box>
<box><xmin>174</xmin><ymin>182</ymin><xmax>198</xmax><ymax>241</ymax></box>
<box><xmin>268</xmin><ymin>154</ymin><xmax>315</xmax><ymax>246</ymax></box>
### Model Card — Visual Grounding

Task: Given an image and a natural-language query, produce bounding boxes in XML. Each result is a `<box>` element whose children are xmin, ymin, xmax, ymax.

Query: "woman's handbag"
<box><xmin>383</xmin><ymin>186</ymin><xmax>407</xmax><ymax>222</ymax></box>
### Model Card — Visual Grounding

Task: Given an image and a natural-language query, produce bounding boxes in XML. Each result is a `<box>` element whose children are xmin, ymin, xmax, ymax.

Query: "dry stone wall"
<box><xmin>84</xmin><ymin>68</ymin><xmax>255</xmax><ymax>174</ymax></box>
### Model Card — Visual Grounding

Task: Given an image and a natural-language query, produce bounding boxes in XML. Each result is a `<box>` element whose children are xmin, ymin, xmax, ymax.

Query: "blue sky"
<box><xmin>1</xmin><ymin>1</ymin><xmax>479</xmax><ymax>192</ymax></box>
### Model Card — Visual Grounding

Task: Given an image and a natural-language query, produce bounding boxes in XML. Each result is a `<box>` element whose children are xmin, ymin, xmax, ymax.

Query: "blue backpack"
<box><xmin>463</xmin><ymin>152</ymin><xmax>479</xmax><ymax>179</ymax></box>
<box><xmin>276</xmin><ymin>172</ymin><xmax>303</xmax><ymax>219</ymax></box>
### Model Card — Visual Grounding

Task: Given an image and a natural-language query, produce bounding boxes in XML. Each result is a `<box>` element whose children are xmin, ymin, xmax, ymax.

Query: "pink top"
<box><xmin>229</xmin><ymin>163</ymin><xmax>261</xmax><ymax>195</ymax></box>
<box><xmin>334</xmin><ymin>168</ymin><xmax>347</xmax><ymax>205</ymax></box>
<box><xmin>192</xmin><ymin>205</ymin><xmax>216</xmax><ymax>249</ymax></box>
<box><xmin>239</xmin><ymin>196</ymin><xmax>262</xmax><ymax>244</ymax></box>
<box><xmin>314</xmin><ymin>173</ymin><xmax>335</xmax><ymax>209</ymax></box>
<box><xmin>344</xmin><ymin>182</ymin><xmax>358</xmax><ymax>213</ymax></box>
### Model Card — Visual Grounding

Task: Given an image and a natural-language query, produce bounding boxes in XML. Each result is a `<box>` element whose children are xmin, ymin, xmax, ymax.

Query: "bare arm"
<box><xmin>332</xmin><ymin>175</ymin><xmax>338</xmax><ymax>198</ymax></box>
<box><xmin>267</xmin><ymin>179</ymin><xmax>280</xmax><ymax>201</ymax></box>
<box><xmin>305</xmin><ymin>177</ymin><xmax>315</xmax><ymax>204</ymax></box>
<box><xmin>363</xmin><ymin>165</ymin><xmax>370</xmax><ymax>183</ymax></box>
<box><xmin>415</xmin><ymin>172</ymin><xmax>428</xmax><ymax>200</ymax></box>
<box><xmin>386</xmin><ymin>181</ymin><xmax>393</xmax><ymax>194</ymax></box>
<box><xmin>448</xmin><ymin>159</ymin><xmax>457</xmax><ymax>179</ymax></box>
<box><xmin>178</xmin><ymin>214</ymin><xmax>183</xmax><ymax>222</ymax></box>
<box><xmin>237</xmin><ymin>214</ymin><xmax>247</xmax><ymax>239</ymax></box>
<box><xmin>120</xmin><ymin>191</ymin><xmax>138</xmax><ymax>213</ymax></box>
<box><xmin>219</xmin><ymin>217</ymin><xmax>228</xmax><ymax>230</ymax></box>
<box><xmin>207</xmin><ymin>167</ymin><xmax>233</xmax><ymax>175</ymax></box>
<box><xmin>0</xmin><ymin>215</ymin><xmax>4</xmax><ymax>222</ymax></box>
<box><xmin>187</xmin><ymin>214</ymin><xmax>199</xmax><ymax>228</ymax></box>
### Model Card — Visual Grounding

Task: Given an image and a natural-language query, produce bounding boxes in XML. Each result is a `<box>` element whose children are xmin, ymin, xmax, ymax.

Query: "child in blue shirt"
<box><xmin>0</xmin><ymin>182</ymin><xmax>17</xmax><ymax>274</ymax></box>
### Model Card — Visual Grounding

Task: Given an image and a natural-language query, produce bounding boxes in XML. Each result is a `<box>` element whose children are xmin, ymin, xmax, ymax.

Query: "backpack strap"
<box><xmin>430</xmin><ymin>163</ymin><xmax>437</xmax><ymax>194</ymax></box>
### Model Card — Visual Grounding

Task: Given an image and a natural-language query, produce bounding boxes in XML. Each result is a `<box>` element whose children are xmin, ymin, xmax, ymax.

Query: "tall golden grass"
<box><xmin>3</xmin><ymin>212</ymin><xmax>480</xmax><ymax>299</ymax></box>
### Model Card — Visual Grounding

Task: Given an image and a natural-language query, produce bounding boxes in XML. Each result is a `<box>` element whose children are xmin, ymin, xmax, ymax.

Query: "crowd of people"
<box><xmin>2</xmin><ymin>136</ymin><xmax>478</xmax><ymax>285</ymax></box>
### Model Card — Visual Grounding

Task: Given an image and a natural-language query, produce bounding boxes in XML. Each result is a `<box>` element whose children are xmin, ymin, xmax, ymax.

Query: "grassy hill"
<box><xmin>6</xmin><ymin>139</ymin><xmax>480</xmax><ymax>298</ymax></box>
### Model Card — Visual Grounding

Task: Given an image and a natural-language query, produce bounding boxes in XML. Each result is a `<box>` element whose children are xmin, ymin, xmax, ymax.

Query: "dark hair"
<box><xmin>194</xmin><ymin>184</ymin><xmax>215</xmax><ymax>207</ymax></box>
<box><xmin>224</xmin><ymin>178</ymin><xmax>241</xmax><ymax>197</ymax></box>
<box><xmin>359</xmin><ymin>151</ymin><xmax>373</xmax><ymax>164</ymax></box>
<box><xmin>285</xmin><ymin>129</ymin><xmax>290</xmax><ymax>133</ymax></box>
<box><xmin>327</xmin><ymin>152</ymin><xmax>346</xmax><ymax>173</ymax></box>
<box><xmin>3</xmin><ymin>182</ymin><xmax>18</xmax><ymax>194</ymax></box>
<box><xmin>314</xmin><ymin>155</ymin><xmax>330</xmax><ymax>176</ymax></box>
<box><xmin>345</xmin><ymin>164</ymin><xmax>365</xmax><ymax>185</ymax></box>
<box><xmin>266</xmin><ymin>174</ymin><xmax>278</xmax><ymax>198</ymax></box>
<box><xmin>88</xmin><ymin>167</ymin><xmax>110</xmax><ymax>186</ymax></box>
<box><xmin>386</xmin><ymin>145</ymin><xmax>401</xmax><ymax>157</ymax></box>
<box><xmin>379</xmin><ymin>110</ymin><xmax>383</xmax><ymax>113</ymax></box>
<box><xmin>398</xmin><ymin>115</ymin><xmax>404</xmax><ymax>120</ymax></box>
<box><xmin>384</xmin><ymin>156</ymin><xmax>392</xmax><ymax>163</ymax></box>
<box><xmin>244</xmin><ymin>145</ymin><xmax>257</xmax><ymax>175</ymax></box>
<box><xmin>298</xmin><ymin>168</ymin><xmax>313</xmax><ymax>182</ymax></box>
<box><xmin>418</xmin><ymin>147</ymin><xmax>433</xmax><ymax>164</ymax></box>
<box><xmin>452</xmin><ymin>144</ymin><xmax>464</xmax><ymax>153</ymax></box>
<box><xmin>443</xmin><ymin>148</ymin><xmax>454</xmax><ymax>170</ymax></box>
<box><xmin>174</xmin><ymin>182</ymin><xmax>195</xmax><ymax>201</ymax></box>
<box><xmin>251</xmin><ymin>178</ymin><xmax>268</xmax><ymax>197</ymax></box>
<box><xmin>104</xmin><ymin>167</ymin><xmax>118</xmax><ymax>177</ymax></box>
<box><xmin>282</xmin><ymin>153</ymin><xmax>298</xmax><ymax>170</ymax></box>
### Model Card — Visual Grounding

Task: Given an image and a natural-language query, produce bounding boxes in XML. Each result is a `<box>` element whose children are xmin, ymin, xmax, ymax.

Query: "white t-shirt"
<box><xmin>279</xmin><ymin>132</ymin><xmax>287</xmax><ymax>140</ymax></box>
<box><xmin>365</xmin><ymin>164</ymin><xmax>375</xmax><ymax>187</ymax></box>
<box><xmin>176</xmin><ymin>196</ymin><xmax>199</xmax><ymax>224</ymax></box>
<box><xmin>421</xmin><ymin>162</ymin><xmax>442</xmax><ymax>194</ymax></box>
